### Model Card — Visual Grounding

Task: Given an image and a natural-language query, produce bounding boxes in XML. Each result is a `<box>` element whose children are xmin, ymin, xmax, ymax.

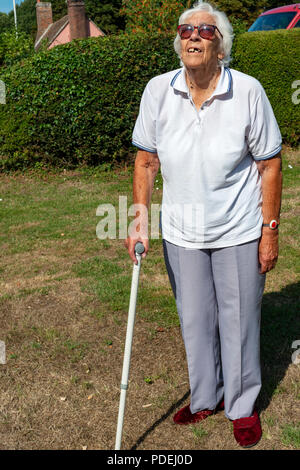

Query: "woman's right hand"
<box><xmin>125</xmin><ymin>237</ymin><xmax>149</xmax><ymax>264</ymax></box>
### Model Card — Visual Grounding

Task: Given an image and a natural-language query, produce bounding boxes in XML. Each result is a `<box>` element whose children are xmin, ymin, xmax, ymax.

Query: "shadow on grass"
<box><xmin>130</xmin><ymin>389</ymin><xmax>190</xmax><ymax>451</ymax></box>
<box><xmin>131</xmin><ymin>282</ymin><xmax>299</xmax><ymax>449</ymax></box>
<box><xmin>258</xmin><ymin>281</ymin><xmax>300</xmax><ymax>412</ymax></box>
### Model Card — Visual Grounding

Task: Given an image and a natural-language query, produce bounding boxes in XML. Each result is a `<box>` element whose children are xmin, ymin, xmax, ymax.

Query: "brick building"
<box><xmin>34</xmin><ymin>0</ymin><xmax>105</xmax><ymax>51</ymax></box>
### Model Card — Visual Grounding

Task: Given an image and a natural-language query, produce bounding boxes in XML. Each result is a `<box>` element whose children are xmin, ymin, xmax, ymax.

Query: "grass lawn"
<box><xmin>0</xmin><ymin>146</ymin><xmax>299</xmax><ymax>450</ymax></box>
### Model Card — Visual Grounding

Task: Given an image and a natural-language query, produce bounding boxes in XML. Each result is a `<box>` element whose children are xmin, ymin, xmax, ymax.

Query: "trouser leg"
<box><xmin>211</xmin><ymin>239</ymin><xmax>266</xmax><ymax>420</ymax></box>
<box><xmin>163</xmin><ymin>239</ymin><xmax>224</xmax><ymax>413</ymax></box>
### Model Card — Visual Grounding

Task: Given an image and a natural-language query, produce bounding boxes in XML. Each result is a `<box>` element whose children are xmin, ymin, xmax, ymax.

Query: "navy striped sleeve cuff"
<box><xmin>132</xmin><ymin>141</ymin><xmax>157</xmax><ymax>154</ymax></box>
<box><xmin>252</xmin><ymin>145</ymin><xmax>282</xmax><ymax>161</ymax></box>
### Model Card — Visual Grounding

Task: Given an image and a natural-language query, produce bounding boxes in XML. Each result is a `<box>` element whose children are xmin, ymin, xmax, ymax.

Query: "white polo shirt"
<box><xmin>132</xmin><ymin>66</ymin><xmax>282</xmax><ymax>248</ymax></box>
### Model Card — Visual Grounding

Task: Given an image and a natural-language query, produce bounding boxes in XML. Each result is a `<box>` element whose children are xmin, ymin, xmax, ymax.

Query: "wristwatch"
<box><xmin>262</xmin><ymin>220</ymin><xmax>280</xmax><ymax>230</ymax></box>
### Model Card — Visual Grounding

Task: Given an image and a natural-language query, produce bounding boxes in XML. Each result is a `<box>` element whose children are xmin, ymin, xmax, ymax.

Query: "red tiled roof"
<box><xmin>35</xmin><ymin>15</ymin><xmax>105</xmax><ymax>51</ymax></box>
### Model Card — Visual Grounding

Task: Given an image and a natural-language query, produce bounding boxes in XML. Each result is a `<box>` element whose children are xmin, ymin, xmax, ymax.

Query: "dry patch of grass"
<box><xmin>282</xmin><ymin>145</ymin><xmax>300</xmax><ymax>167</ymax></box>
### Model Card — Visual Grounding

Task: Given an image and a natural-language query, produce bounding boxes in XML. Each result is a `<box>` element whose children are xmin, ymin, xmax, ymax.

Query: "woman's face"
<box><xmin>180</xmin><ymin>12</ymin><xmax>224</xmax><ymax>70</ymax></box>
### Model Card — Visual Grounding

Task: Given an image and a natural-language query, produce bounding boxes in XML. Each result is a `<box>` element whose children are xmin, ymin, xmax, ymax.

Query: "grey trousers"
<box><xmin>163</xmin><ymin>238</ymin><xmax>266</xmax><ymax>420</ymax></box>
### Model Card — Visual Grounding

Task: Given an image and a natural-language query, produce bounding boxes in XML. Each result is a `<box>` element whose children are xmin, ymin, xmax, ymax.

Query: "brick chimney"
<box><xmin>67</xmin><ymin>0</ymin><xmax>88</xmax><ymax>40</ymax></box>
<box><xmin>36</xmin><ymin>2</ymin><xmax>53</xmax><ymax>40</ymax></box>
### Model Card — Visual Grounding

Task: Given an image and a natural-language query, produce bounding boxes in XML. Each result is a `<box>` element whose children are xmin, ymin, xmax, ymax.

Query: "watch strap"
<box><xmin>262</xmin><ymin>220</ymin><xmax>280</xmax><ymax>229</ymax></box>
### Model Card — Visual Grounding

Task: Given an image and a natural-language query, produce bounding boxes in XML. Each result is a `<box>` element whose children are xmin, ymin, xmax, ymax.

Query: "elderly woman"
<box><xmin>125</xmin><ymin>1</ymin><xmax>282</xmax><ymax>448</ymax></box>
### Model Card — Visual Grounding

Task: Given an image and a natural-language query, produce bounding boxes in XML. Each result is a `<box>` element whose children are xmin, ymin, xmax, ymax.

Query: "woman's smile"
<box><xmin>187</xmin><ymin>47</ymin><xmax>203</xmax><ymax>53</ymax></box>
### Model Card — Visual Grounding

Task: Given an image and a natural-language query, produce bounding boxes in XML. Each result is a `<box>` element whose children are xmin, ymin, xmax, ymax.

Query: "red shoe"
<box><xmin>173</xmin><ymin>399</ymin><xmax>224</xmax><ymax>425</ymax></box>
<box><xmin>233</xmin><ymin>409</ymin><xmax>262</xmax><ymax>448</ymax></box>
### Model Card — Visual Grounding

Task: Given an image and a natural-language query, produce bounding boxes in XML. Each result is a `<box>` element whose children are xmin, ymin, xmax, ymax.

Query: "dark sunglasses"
<box><xmin>177</xmin><ymin>23</ymin><xmax>223</xmax><ymax>40</ymax></box>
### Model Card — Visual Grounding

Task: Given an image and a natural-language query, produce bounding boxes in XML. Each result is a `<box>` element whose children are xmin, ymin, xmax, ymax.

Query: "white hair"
<box><xmin>173</xmin><ymin>1</ymin><xmax>234</xmax><ymax>67</ymax></box>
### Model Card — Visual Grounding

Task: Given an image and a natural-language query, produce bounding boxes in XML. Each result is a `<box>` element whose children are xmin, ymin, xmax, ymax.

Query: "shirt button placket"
<box><xmin>197</xmin><ymin>107</ymin><xmax>204</xmax><ymax>127</ymax></box>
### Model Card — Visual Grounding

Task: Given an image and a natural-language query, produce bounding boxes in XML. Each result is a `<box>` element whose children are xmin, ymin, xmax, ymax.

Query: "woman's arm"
<box><xmin>256</xmin><ymin>152</ymin><xmax>282</xmax><ymax>273</ymax></box>
<box><xmin>125</xmin><ymin>150</ymin><xmax>160</xmax><ymax>263</ymax></box>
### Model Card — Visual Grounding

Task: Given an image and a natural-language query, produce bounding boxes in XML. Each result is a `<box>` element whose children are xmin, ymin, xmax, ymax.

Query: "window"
<box><xmin>249</xmin><ymin>12</ymin><xmax>297</xmax><ymax>31</ymax></box>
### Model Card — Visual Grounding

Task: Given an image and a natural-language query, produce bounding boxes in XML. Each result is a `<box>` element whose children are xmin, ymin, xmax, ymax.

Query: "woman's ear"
<box><xmin>218</xmin><ymin>50</ymin><xmax>225</xmax><ymax>61</ymax></box>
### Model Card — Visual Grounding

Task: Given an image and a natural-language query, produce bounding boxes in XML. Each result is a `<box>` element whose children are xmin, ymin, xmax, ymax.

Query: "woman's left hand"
<box><xmin>258</xmin><ymin>229</ymin><xmax>279</xmax><ymax>273</ymax></box>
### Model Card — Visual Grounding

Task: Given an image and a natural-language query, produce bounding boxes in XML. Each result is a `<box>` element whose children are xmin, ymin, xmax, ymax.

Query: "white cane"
<box><xmin>115</xmin><ymin>242</ymin><xmax>145</xmax><ymax>450</ymax></box>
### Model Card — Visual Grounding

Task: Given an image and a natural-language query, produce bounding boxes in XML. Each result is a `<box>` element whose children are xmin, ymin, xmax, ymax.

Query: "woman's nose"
<box><xmin>190</xmin><ymin>27</ymin><xmax>201</xmax><ymax>40</ymax></box>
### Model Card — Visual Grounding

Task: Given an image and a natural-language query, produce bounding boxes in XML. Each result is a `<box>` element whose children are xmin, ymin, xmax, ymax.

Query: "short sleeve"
<box><xmin>248</xmin><ymin>84</ymin><xmax>282</xmax><ymax>160</ymax></box>
<box><xmin>132</xmin><ymin>81</ymin><xmax>157</xmax><ymax>153</ymax></box>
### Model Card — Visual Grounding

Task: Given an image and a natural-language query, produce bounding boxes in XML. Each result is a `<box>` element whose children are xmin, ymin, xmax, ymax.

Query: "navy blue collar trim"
<box><xmin>170</xmin><ymin>67</ymin><xmax>232</xmax><ymax>95</ymax></box>
<box><xmin>224</xmin><ymin>67</ymin><xmax>232</xmax><ymax>93</ymax></box>
<box><xmin>170</xmin><ymin>70</ymin><xmax>182</xmax><ymax>88</ymax></box>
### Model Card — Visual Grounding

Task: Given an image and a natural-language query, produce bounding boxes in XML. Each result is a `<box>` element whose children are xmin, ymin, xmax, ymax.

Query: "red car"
<box><xmin>248</xmin><ymin>3</ymin><xmax>300</xmax><ymax>31</ymax></box>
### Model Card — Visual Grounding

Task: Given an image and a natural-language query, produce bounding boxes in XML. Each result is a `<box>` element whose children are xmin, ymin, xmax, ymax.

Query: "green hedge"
<box><xmin>0</xmin><ymin>33</ymin><xmax>178</xmax><ymax>170</ymax></box>
<box><xmin>231</xmin><ymin>29</ymin><xmax>300</xmax><ymax>148</ymax></box>
<box><xmin>0</xmin><ymin>29</ymin><xmax>299</xmax><ymax>170</ymax></box>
